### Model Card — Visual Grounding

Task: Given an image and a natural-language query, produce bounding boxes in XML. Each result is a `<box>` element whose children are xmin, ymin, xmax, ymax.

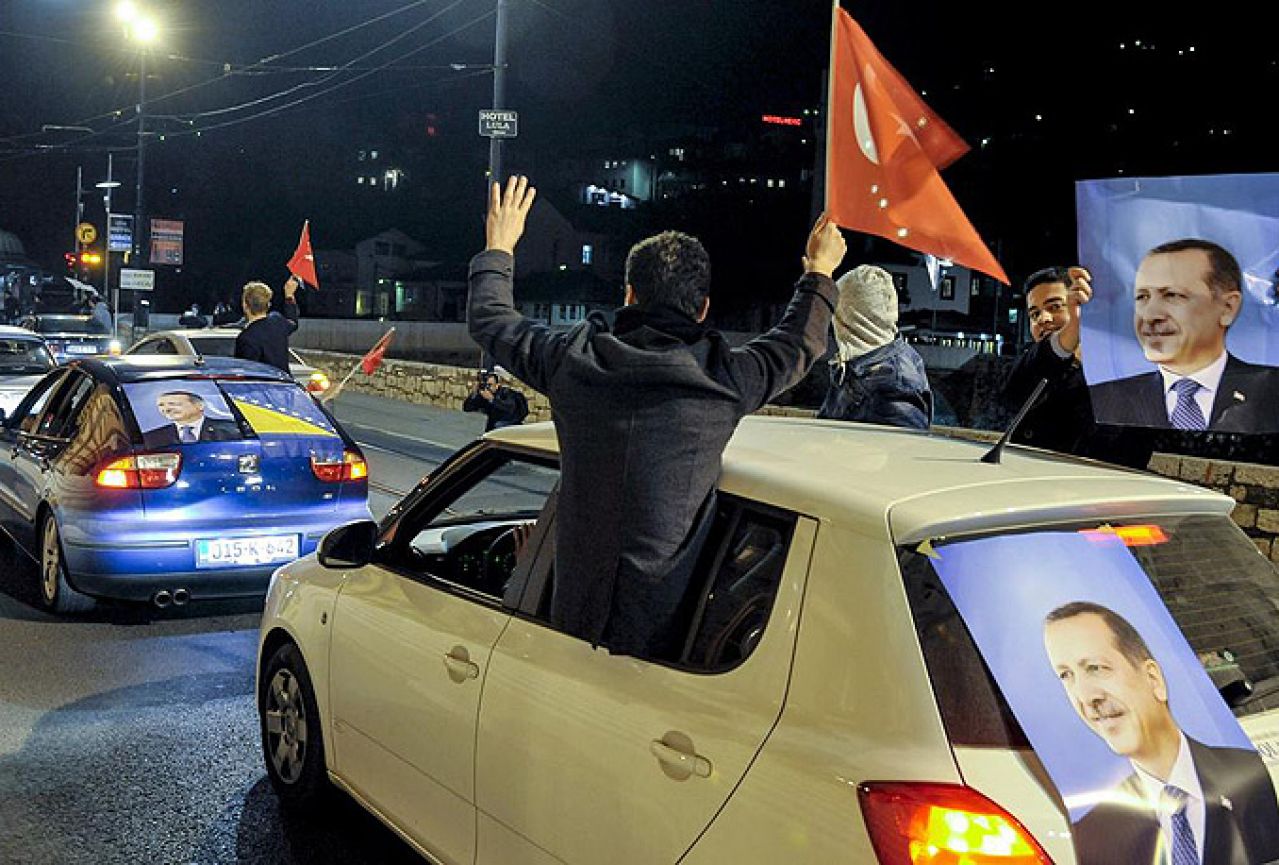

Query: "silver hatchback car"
<box><xmin>126</xmin><ymin>328</ymin><xmax>330</xmax><ymax>396</ymax></box>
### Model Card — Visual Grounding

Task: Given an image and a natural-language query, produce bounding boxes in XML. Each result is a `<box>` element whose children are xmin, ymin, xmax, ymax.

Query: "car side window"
<box><xmin>378</xmin><ymin>450</ymin><xmax>560</xmax><ymax>602</ymax></box>
<box><xmin>59</xmin><ymin>385</ymin><xmax>133</xmax><ymax>475</ymax></box>
<box><xmin>12</xmin><ymin>371</ymin><xmax>67</xmax><ymax>435</ymax></box>
<box><xmin>36</xmin><ymin>371</ymin><xmax>95</xmax><ymax>439</ymax></box>
<box><xmin>521</xmin><ymin>495</ymin><xmax>798</xmax><ymax>672</ymax></box>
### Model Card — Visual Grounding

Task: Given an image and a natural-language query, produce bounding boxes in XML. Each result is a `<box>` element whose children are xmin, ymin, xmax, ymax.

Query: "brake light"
<box><xmin>1079</xmin><ymin>524</ymin><xmax>1168</xmax><ymax>546</ymax></box>
<box><xmin>306</xmin><ymin>371</ymin><xmax>331</xmax><ymax>393</ymax></box>
<box><xmin>95</xmin><ymin>454</ymin><xmax>182</xmax><ymax>489</ymax></box>
<box><xmin>859</xmin><ymin>783</ymin><xmax>1053</xmax><ymax>864</ymax></box>
<box><xmin>310</xmin><ymin>450</ymin><xmax>367</xmax><ymax>482</ymax></box>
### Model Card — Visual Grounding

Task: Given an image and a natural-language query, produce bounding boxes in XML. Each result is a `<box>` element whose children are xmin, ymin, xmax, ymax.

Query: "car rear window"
<box><xmin>186</xmin><ymin>337</ymin><xmax>237</xmax><ymax>357</ymax></box>
<box><xmin>0</xmin><ymin>338</ymin><xmax>54</xmax><ymax>374</ymax></box>
<box><xmin>899</xmin><ymin>514</ymin><xmax>1279</xmax><ymax>748</ymax></box>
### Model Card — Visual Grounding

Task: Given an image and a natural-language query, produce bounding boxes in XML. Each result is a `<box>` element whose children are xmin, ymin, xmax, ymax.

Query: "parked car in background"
<box><xmin>126</xmin><ymin>328</ymin><xmax>330</xmax><ymax>395</ymax></box>
<box><xmin>0</xmin><ymin>356</ymin><xmax>369</xmax><ymax>613</ymax></box>
<box><xmin>257</xmin><ymin>418</ymin><xmax>1279</xmax><ymax>865</ymax></box>
<box><xmin>16</xmin><ymin>314</ymin><xmax>120</xmax><ymax>364</ymax></box>
<box><xmin>0</xmin><ymin>326</ymin><xmax>56</xmax><ymax>419</ymax></box>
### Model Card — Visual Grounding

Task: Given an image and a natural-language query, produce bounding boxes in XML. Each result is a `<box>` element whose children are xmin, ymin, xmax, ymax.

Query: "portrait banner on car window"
<box><xmin>1076</xmin><ymin>173</ymin><xmax>1279</xmax><ymax>433</ymax></box>
<box><xmin>927</xmin><ymin>528</ymin><xmax>1279</xmax><ymax>865</ymax></box>
<box><xmin>122</xmin><ymin>380</ymin><xmax>242</xmax><ymax>448</ymax></box>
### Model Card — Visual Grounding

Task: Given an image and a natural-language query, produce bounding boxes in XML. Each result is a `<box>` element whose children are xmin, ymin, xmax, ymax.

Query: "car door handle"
<box><xmin>442</xmin><ymin>648</ymin><xmax>480</xmax><ymax>680</ymax></box>
<box><xmin>650</xmin><ymin>737</ymin><xmax>712</xmax><ymax>779</ymax></box>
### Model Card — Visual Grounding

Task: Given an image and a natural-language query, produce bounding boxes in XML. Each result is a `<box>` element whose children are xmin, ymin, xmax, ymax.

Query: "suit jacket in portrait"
<box><xmin>1070</xmin><ymin>738</ymin><xmax>1279</xmax><ymax>865</ymax></box>
<box><xmin>1089</xmin><ymin>355</ymin><xmax>1279</xmax><ymax>434</ymax></box>
<box><xmin>142</xmin><ymin>418</ymin><xmax>241</xmax><ymax>449</ymax></box>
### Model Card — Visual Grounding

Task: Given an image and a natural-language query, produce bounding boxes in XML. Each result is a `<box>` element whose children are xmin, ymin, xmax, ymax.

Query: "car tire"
<box><xmin>260</xmin><ymin>641</ymin><xmax>331</xmax><ymax>807</ymax></box>
<box><xmin>39</xmin><ymin>514</ymin><xmax>95</xmax><ymax>614</ymax></box>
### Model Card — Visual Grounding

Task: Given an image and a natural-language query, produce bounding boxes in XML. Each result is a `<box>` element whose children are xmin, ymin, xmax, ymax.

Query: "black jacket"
<box><xmin>1070</xmin><ymin>738</ymin><xmax>1279</xmax><ymax>865</ymax></box>
<box><xmin>234</xmin><ymin>301</ymin><xmax>299</xmax><ymax>374</ymax></box>
<box><xmin>1090</xmin><ymin>354</ymin><xmax>1279</xmax><ymax>434</ymax></box>
<box><xmin>467</xmin><ymin>249</ymin><xmax>836</xmax><ymax>654</ymax></box>
<box><xmin>1002</xmin><ymin>337</ymin><xmax>1153</xmax><ymax>469</ymax></box>
<box><xmin>463</xmin><ymin>385</ymin><xmax>528</xmax><ymax>431</ymax></box>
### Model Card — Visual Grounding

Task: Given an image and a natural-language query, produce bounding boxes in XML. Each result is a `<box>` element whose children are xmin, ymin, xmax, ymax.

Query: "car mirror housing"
<box><xmin>317</xmin><ymin>519</ymin><xmax>378</xmax><ymax>569</ymax></box>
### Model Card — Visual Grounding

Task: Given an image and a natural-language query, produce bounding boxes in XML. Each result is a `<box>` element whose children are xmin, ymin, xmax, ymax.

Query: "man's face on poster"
<box><xmin>1133</xmin><ymin>249</ymin><xmax>1241</xmax><ymax>375</ymax></box>
<box><xmin>1026</xmin><ymin>281</ymin><xmax>1072</xmax><ymax>343</ymax></box>
<box><xmin>156</xmin><ymin>394</ymin><xmax>204</xmax><ymax>425</ymax></box>
<box><xmin>1044</xmin><ymin>612</ymin><xmax>1172</xmax><ymax>760</ymax></box>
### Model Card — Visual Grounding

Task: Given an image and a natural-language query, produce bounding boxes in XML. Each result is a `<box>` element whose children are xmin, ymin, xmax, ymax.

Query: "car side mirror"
<box><xmin>317</xmin><ymin>519</ymin><xmax>378</xmax><ymax>569</ymax></box>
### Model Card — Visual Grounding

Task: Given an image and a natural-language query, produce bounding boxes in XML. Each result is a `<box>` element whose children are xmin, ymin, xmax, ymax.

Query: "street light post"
<box><xmin>487</xmin><ymin>0</ymin><xmax>509</xmax><ymax>185</ymax></box>
<box><xmin>134</xmin><ymin>48</ymin><xmax>147</xmax><ymax>271</ymax></box>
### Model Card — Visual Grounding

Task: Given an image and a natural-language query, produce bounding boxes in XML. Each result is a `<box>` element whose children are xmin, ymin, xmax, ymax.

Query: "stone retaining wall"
<box><xmin>303</xmin><ymin>349</ymin><xmax>1279</xmax><ymax>561</ymax></box>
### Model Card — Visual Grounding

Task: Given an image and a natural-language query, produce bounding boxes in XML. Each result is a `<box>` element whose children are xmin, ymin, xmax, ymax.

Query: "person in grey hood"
<box><xmin>468</xmin><ymin>175</ymin><xmax>847</xmax><ymax>657</ymax></box>
<box><xmin>818</xmin><ymin>264</ymin><xmax>932</xmax><ymax>430</ymax></box>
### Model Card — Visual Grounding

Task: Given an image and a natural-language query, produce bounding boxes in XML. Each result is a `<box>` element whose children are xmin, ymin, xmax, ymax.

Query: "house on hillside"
<box><xmin>515</xmin><ymin>268</ymin><xmax>620</xmax><ymax>326</ymax></box>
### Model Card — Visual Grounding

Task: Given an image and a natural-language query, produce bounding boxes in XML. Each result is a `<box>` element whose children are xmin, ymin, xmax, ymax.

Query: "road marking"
<box><xmin>341</xmin><ymin>420</ymin><xmax>462</xmax><ymax>452</ymax></box>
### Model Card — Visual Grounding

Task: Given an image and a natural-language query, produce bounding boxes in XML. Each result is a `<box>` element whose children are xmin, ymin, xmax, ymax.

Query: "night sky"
<box><xmin>1</xmin><ymin>1</ymin><xmax>1274</xmax><ymax>308</ymax></box>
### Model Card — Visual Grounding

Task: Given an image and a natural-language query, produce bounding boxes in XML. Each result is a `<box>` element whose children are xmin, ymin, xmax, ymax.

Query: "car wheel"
<box><xmin>39</xmin><ymin>515</ymin><xmax>95</xmax><ymax>614</ymax></box>
<box><xmin>260</xmin><ymin>641</ymin><xmax>330</xmax><ymax>806</ymax></box>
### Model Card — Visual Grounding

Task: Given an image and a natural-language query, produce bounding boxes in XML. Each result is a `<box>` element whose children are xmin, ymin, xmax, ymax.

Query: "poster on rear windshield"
<box><xmin>124</xmin><ymin>381</ymin><xmax>242</xmax><ymax>448</ymax></box>
<box><xmin>927</xmin><ymin>529</ymin><xmax>1279</xmax><ymax>865</ymax></box>
<box><xmin>1076</xmin><ymin>173</ymin><xmax>1279</xmax><ymax>433</ymax></box>
<box><xmin>123</xmin><ymin>381</ymin><xmax>339</xmax><ymax>448</ymax></box>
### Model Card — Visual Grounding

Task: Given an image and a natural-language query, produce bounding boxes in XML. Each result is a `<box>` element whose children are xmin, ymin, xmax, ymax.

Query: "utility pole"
<box><xmin>73</xmin><ymin>166</ymin><xmax>85</xmax><ymax>254</ymax></box>
<box><xmin>133</xmin><ymin>49</ymin><xmax>147</xmax><ymax>271</ymax></box>
<box><xmin>487</xmin><ymin>0</ymin><xmax>509</xmax><ymax>186</ymax></box>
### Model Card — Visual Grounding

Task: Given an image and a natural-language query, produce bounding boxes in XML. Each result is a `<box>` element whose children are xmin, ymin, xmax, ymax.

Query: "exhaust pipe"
<box><xmin>153</xmin><ymin>590</ymin><xmax>173</xmax><ymax>608</ymax></box>
<box><xmin>172</xmin><ymin>588</ymin><xmax>190</xmax><ymax>606</ymax></box>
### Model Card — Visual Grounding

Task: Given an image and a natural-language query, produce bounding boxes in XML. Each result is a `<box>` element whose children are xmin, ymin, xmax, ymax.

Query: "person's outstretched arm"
<box><xmin>281</xmin><ymin>276</ymin><xmax>301</xmax><ymax>333</ymax></box>
<box><xmin>729</xmin><ymin>214</ymin><xmax>847</xmax><ymax>413</ymax></box>
<box><xmin>467</xmin><ymin>176</ymin><xmax>572</xmax><ymax>395</ymax></box>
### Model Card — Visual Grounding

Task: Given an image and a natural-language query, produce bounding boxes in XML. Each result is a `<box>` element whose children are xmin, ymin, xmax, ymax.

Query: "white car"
<box><xmin>126</xmin><ymin>328</ymin><xmax>330</xmax><ymax>395</ymax></box>
<box><xmin>0</xmin><ymin>325</ymin><xmax>56</xmax><ymax>420</ymax></box>
<box><xmin>256</xmin><ymin>418</ymin><xmax>1279</xmax><ymax>865</ymax></box>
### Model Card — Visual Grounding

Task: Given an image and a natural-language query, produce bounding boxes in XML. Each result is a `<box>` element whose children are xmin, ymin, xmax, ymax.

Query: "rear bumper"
<box><xmin>59</xmin><ymin>504</ymin><xmax>371</xmax><ymax>601</ymax></box>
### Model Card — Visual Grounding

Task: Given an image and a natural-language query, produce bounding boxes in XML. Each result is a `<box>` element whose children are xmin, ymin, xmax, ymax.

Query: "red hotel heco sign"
<box><xmin>761</xmin><ymin>114</ymin><xmax>803</xmax><ymax>126</ymax></box>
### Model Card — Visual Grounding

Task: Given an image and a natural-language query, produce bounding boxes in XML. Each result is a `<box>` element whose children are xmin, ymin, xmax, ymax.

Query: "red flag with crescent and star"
<box><xmin>826</xmin><ymin>7</ymin><xmax>1009</xmax><ymax>283</ymax></box>
<box><xmin>286</xmin><ymin>220</ymin><xmax>320</xmax><ymax>288</ymax></box>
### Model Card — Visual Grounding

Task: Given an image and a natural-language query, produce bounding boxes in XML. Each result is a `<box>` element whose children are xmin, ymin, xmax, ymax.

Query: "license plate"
<box><xmin>195</xmin><ymin>535</ymin><xmax>299</xmax><ymax>568</ymax></box>
<box><xmin>66</xmin><ymin>344</ymin><xmax>97</xmax><ymax>354</ymax></box>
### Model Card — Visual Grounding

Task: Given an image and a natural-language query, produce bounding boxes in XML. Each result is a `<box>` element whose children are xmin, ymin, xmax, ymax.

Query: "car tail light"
<box><xmin>306</xmin><ymin>372</ymin><xmax>331</xmax><ymax>393</ymax></box>
<box><xmin>858</xmin><ymin>783</ymin><xmax>1053</xmax><ymax>864</ymax></box>
<box><xmin>95</xmin><ymin>453</ymin><xmax>183</xmax><ymax>489</ymax></box>
<box><xmin>1079</xmin><ymin>524</ymin><xmax>1168</xmax><ymax>546</ymax></box>
<box><xmin>311</xmin><ymin>450</ymin><xmax>367</xmax><ymax>482</ymax></box>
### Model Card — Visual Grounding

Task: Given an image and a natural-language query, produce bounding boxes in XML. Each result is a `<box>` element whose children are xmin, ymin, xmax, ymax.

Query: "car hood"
<box><xmin>0</xmin><ymin>372</ymin><xmax>45</xmax><ymax>413</ymax></box>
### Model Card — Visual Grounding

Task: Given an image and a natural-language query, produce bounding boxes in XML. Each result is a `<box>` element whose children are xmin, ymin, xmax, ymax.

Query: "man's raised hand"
<box><xmin>1066</xmin><ymin>265</ymin><xmax>1093</xmax><ymax>307</ymax></box>
<box><xmin>802</xmin><ymin>213</ymin><xmax>847</xmax><ymax>278</ymax></box>
<box><xmin>486</xmin><ymin>175</ymin><xmax>537</xmax><ymax>255</ymax></box>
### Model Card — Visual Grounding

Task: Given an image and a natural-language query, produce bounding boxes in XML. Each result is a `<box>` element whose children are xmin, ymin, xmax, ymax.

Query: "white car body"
<box><xmin>125</xmin><ymin>328</ymin><xmax>329</xmax><ymax>394</ymax></box>
<box><xmin>0</xmin><ymin>325</ymin><xmax>56</xmax><ymax>419</ymax></box>
<box><xmin>257</xmin><ymin>418</ymin><xmax>1279</xmax><ymax>865</ymax></box>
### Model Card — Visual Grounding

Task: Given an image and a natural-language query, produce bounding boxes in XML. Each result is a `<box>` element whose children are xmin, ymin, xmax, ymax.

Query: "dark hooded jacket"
<box><xmin>467</xmin><ymin>249</ymin><xmax>836</xmax><ymax>655</ymax></box>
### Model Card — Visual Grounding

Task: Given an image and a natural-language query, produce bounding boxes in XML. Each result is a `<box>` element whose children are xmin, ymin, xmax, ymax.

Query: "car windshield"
<box><xmin>186</xmin><ymin>336</ymin><xmax>237</xmax><ymax>357</ymax></box>
<box><xmin>898</xmin><ymin>514</ymin><xmax>1279</xmax><ymax>750</ymax></box>
<box><xmin>36</xmin><ymin>316</ymin><xmax>108</xmax><ymax>335</ymax></box>
<box><xmin>0</xmin><ymin>338</ymin><xmax>55</xmax><ymax>374</ymax></box>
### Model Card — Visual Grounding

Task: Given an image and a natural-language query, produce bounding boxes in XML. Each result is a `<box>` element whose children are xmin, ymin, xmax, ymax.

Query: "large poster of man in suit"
<box><xmin>930</xmin><ymin>529</ymin><xmax>1279</xmax><ymax>865</ymax></box>
<box><xmin>1077</xmin><ymin>173</ymin><xmax>1279</xmax><ymax>433</ymax></box>
<box><xmin>123</xmin><ymin>381</ymin><xmax>242</xmax><ymax>448</ymax></box>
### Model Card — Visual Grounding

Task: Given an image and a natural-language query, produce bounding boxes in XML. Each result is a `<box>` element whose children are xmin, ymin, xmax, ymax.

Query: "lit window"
<box><xmin>357</xmin><ymin>177</ymin><xmax>365</xmax><ymax>184</ymax></box>
<box><xmin>778</xmin><ymin>179</ymin><xmax>786</xmax><ymax>188</ymax></box>
<box><xmin>369</xmin><ymin>176</ymin><xmax>377</xmax><ymax>185</ymax></box>
<box><xmin>581</xmin><ymin>244</ymin><xmax>593</xmax><ymax>265</ymax></box>
<box><xmin>358</xmin><ymin>150</ymin><xmax>366</xmax><ymax>161</ymax></box>
<box><xmin>767</xmin><ymin>179</ymin><xmax>775</xmax><ymax>188</ymax></box>
<box><xmin>371</xmin><ymin>150</ymin><xmax>379</xmax><ymax>160</ymax></box>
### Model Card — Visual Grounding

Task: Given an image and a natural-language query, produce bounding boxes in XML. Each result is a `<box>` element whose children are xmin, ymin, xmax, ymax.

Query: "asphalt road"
<box><xmin>0</xmin><ymin>393</ymin><xmax>484</xmax><ymax>865</ymax></box>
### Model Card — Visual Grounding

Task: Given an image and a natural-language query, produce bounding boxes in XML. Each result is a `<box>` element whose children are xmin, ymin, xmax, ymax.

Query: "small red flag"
<box><xmin>826</xmin><ymin>9</ymin><xmax>1009</xmax><ymax>284</ymax></box>
<box><xmin>360</xmin><ymin>328</ymin><xmax>395</xmax><ymax>375</ymax></box>
<box><xmin>286</xmin><ymin>220</ymin><xmax>320</xmax><ymax>288</ymax></box>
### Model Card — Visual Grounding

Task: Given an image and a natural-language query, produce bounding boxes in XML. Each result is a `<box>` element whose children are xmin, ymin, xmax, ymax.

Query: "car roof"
<box><xmin>0</xmin><ymin>325</ymin><xmax>43</xmax><ymax>339</ymax></box>
<box><xmin>150</xmin><ymin>328</ymin><xmax>242</xmax><ymax>338</ymax></box>
<box><xmin>72</xmin><ymin>355</ymin><xmax>294</xmax><ymax>384</ymax></box>
<box><xmin>486</xmin><ymin>416</ymin><xmax>1230</xmax><ymax>542</ymax></box>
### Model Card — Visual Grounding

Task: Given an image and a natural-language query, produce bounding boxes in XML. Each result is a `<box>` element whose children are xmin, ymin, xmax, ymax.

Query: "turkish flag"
<box><xmin>827</xmin><ymin>9</ymin><xmax>1009</xmax><ymax>284</ymax></box>
<box><xmin>286</xmin><ymin>220</ymin><xmax>320</xmax><ymax>288</ymax></box>
<box><xmin>360</xmin><ymin>328</ymin><xmax>395</xmax><ymax>375</ymax></box>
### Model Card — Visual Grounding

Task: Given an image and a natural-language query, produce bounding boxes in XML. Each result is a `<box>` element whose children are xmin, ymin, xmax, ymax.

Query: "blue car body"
<box><xmin>0</xmin><ymin>356</ymin><xmax>370</xmax><ymax>605</ymax></box>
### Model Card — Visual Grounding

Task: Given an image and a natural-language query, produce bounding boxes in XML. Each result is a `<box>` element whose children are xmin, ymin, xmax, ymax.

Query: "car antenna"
<box><xmin>980</xmin><ymin>378</ymin><xmax>1048</xmax><ymax>465</ymax></box>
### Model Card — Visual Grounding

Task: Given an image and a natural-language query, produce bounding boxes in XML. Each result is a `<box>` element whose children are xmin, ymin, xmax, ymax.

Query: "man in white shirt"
<box><xmin>1042</xmin><ymin>601</ymin><xmax>1279</xmax><ymax>865</ymax></box>
<box><xmin>1090</xmin><ymin>239</ymin><xmax>1279</xmax><ymax>433</ymax></box>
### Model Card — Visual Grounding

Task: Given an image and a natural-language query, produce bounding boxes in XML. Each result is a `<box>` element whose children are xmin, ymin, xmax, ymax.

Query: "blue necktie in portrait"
<box><xmin>1169</xmin><ymin>379</ymin><xmax>1207</xmax><ymax>430</ymax></box>
<box><xmin>1162</xmin><ymin>785</ymin><xmax>1198</xmax><ymax>865</ymax></box>
<box><xmin>180</xmin><ymin>425</ymin><xmax>196</xmax><ymax>443</ymax></box>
